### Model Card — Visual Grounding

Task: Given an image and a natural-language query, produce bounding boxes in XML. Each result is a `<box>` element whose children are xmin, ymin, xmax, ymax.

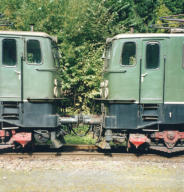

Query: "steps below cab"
<box><xmin>1</xmin><ymin>102</ymin><xmax>20</xmax><ymax>129</ymax></box>
<box><xmin>141</xmin><ymin>104</ymin><xmax>159</xmax><ymax>121</ymax></box>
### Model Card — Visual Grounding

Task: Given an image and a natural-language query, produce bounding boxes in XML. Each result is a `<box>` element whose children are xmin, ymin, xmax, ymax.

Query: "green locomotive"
<box><xmin>0</xmin><ymin>30</ymin><xmax>101</xmax><ymax>150</ymax></box>
<box><xmin>0</xmin><ymin>31</ymin><xmax>64</xmax><ymax>149</ymax></box>
<box><xmin>99</xmin><ymin>33</ymin><xmax>184</xmax><ymax>153</ymax></box>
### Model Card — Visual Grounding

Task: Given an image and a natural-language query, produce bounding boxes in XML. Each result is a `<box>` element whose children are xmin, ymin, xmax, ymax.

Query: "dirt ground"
<box><xmin>0</xmin><ymin>155</ymin><xmax>183</xmax><ymax>192</ymax></box>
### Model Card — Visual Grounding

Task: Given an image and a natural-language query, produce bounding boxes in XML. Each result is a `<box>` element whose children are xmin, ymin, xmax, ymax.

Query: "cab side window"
<box><xmin>146</xmin><ymin>42</ymin><xmax>160</xmax><ymax>69</ymax></box>
<box><xmin>2</xmin><ymin>39</ymin><xmax>17</xmax><ymax>66</ymax></box>
<box><xmin>52</xmin><ymin>42</ymin><xmax>59</xmax><ymax>67</ymax></box>
<box><xmin>27</xmin><ymin>40</ymin><xmax>41</xmax><ymax>64</ymax></box>
<box><xmin>121</xmin><ymin>42</ymin><xmax>136</xmax><ymax>66</ymax></box>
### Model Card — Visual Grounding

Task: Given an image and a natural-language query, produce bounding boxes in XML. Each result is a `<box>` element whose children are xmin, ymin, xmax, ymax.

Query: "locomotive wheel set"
<box><xmin>1</xmin><ymin>31</ymin><xmax>184</xmax><ymax>153</ymax></box>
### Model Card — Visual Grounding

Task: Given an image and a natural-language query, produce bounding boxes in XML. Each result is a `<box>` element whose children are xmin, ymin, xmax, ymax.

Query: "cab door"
<box><xmin>140</xmin><ymin>39</ymin><xmax>167</xmax><ymax>103</ymax></box>
<box><xmin>108</xmin><ymin>40</ymin><xmax>141</xmax><ymax>102</ymax></box>
<box><xmin>0</xmin><ymin>37</ymin><xmax>24</xmax><ymax>101</ymax></box>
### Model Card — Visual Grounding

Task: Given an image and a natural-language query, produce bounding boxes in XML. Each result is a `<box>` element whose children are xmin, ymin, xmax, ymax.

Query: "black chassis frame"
<box><xmin>104</xmin><ymin>102</ymin><xmax>184</xmax><ymax>130</ymax></box>
<box><xmin>0</xmin><ymin>101</ymin><xmax>59</xmax><ymax>129</ymax></box>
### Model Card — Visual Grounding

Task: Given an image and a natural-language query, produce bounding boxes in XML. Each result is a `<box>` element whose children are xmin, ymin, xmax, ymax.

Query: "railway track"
<box><xmin>0</xmin><ymin>144</ymin><xmax>184</xmax><ymax>159</ymax></box>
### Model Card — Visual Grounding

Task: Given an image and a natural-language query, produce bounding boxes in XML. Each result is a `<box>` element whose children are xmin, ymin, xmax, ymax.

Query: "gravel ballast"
<box><xmin>0</xmin><ymin>155</ymin><xmax>183</xmax><ymax>192</ymax></box>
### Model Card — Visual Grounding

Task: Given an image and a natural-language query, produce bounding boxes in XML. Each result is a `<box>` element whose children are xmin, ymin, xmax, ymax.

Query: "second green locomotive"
<box><xmin>100</xmin><ymin>33</ymin><xmax>184</xmax><ymax>153</ymax></box>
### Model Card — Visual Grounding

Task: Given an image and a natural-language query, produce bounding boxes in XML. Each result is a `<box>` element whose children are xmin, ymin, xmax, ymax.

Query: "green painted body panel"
<box><xmin>104</xmin><ymin>39</ymin><xmax>141</xmax><ymax>101</ymax></box>
<box><xmin>140</xmin><ymin>39</ymin><xmax>167</xmax><ymax>103</ymax></box>
<box><xmin>0</xmin><ymin>34</ymin><xmax>55</xmax><ymax>101</ymax></box>
<box><xmin>104</xmin><ymin>34</ymin><xmax>184</xmax><ymax>104</ymax></box>
<box><xmin>164</xmin><ymin>38</ymin><xmax>184</xmax><ymax>103</ymax></box>
<box><xmin>0</xmin><ymin>36</ymin><xmax>23</xmax><ymax>101</ymax></box>
<box><xmin>23</xmin><ymin>37</ymin><xmax>54</xmax><ymax>99</ymax></box>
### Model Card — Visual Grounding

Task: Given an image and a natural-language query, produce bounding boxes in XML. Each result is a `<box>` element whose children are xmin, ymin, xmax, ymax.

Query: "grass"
<box><xmin>64</xmin><ymin>125</ymin><xmax>97</xmax><ymax>145</ymax></box>
<box><xmin>65</xmin><ymin>134</ymin><xmax>96</xmax><ymax>145</ymax></box>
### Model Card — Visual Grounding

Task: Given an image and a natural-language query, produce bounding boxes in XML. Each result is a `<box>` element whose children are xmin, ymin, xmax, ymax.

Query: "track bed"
<box><xmin>0</xmin><ymin>147</ymin><xmax>184</xmax><ymax>192</ymax></box>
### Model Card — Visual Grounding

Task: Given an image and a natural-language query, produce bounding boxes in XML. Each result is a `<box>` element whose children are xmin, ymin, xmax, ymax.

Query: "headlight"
<box><xmin>100</xmin><ymin>88</ymin><xmax>103</xmax><ymax>97</ymax></box>
<box><xmin>104</xmin><ymin>88</ymin><xmax>109</xmax><ymax>99</ymax></box>
<box><xmin>100</xmin><ymin>80</ymin><xmax>108</xmax><ymax>88</ymax></box>
<box><xmin>104</xmin><ymin>80</ymin><xmax>108</xmax><ymax>87</ymax></box>
<box><xmin>100</xmin><ymin>80</ymin><xmax>109</xmax><ymax>98</ymax></box>
<box><xmin>54</xmin><ymin>79</ymin><xmax>57</xmax><ymax>86</ymax></box>
<box><xmin>100</xmin><ymin>81</ymin><xmax>105</xmax><ymax>88</ymax></box>
<box><xmin>54</xmin><ymin>87</ymin><xmax>58</xmax><ymax>97</ymax></box>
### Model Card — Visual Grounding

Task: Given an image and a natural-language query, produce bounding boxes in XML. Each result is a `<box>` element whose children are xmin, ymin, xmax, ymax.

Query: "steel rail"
<box><xmin>0</xmin><ymin>145</ymin><xmax>184</xmax><ymax>158</ymax></box>
<box><xmin>1</xmin><ymin>153</ymin><xmax>184</xmax><ymax>162</ymax></box>
<box><xmin>0</xmin><ymin>152</ymin><xmax>169</xmax><ymax>157</ymax></box>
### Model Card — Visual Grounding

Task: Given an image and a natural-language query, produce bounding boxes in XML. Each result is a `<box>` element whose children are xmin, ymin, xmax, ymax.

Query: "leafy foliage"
<box><xmin>0</xmin><ymin>0</ymin><xmax>183</xmax><ymax>112</ymax></box>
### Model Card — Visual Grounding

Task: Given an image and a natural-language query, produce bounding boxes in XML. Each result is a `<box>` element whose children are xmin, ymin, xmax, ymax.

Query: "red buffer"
<box><xmin>129</xmin><ymin>134</ymin><xmax>150</xmax><ymax>149</ymax></box>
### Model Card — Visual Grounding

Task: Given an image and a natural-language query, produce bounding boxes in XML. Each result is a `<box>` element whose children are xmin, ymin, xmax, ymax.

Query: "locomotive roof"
<box><xmin>107</xmin><ymin>33</ymin><xmax>184</xmax><ymax>43</ymax></box>
<box><xmin>0</xmin><ymin>31</ymin><xmax>57</xmax><ymax>42</ymax></box>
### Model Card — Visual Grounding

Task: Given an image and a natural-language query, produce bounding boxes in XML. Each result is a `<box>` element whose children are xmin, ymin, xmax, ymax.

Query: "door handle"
<box><xmin>141</xmin><ymin>73</ymin><xmax>148</xmax><ymax>83</ymax></box>
<box><xmin>14</xmin><ymin>70</ymin><xmax>21</xmax><ymax>75</ymax></box>
<box><xmin>141</xmin><ymin>73</ymin><xmax>148</xmax><ymax>77</ymax></box>
<box><xmin>14</xmin><ymin>70</ymin><xmax>21</xmax><ymax>80</ymax></box>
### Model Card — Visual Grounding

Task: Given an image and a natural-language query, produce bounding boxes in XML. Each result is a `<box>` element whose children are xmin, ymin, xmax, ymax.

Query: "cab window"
<box><xmin>146</xmin><ymin>42</ymin><xmax>160</xmax><ymax>69</ymax></box>
<box><xmin>103</xmin><ymin>44</ymin><xmax>112</xmax><ymax>70</ymax></box>
<box><xmin>27</xmin><ymin>40</ymin><xmax>42</xmax><ymax>64</ymax></box>
<box><xmin>52</xmin><ymin>42</ymin><xmax>59</xmax><ymax>67</ymax></box>
<box><xmin>2</xmin><ymin>39</ymin><xmax>17</xmax><ymax>66</ymax></box>
<box><xmin>121</xmin><ymin>42</ymin><xmax>136</xmax><ymax>66</ymax></box>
